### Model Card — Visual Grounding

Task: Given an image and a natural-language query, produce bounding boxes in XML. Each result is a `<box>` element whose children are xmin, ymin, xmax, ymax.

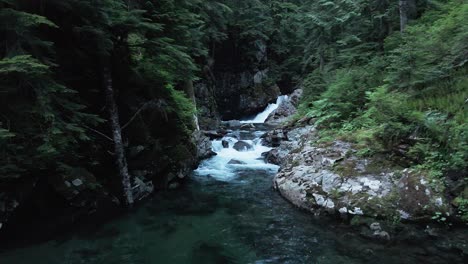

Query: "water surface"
<box><xmin>1</xmin><ymin>124</ymin><xmax>466</xmax><ymax>264</ymax></box>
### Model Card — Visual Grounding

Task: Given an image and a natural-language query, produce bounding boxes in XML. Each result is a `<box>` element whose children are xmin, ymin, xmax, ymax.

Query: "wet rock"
<box><xmin>228</xmin><ymin>159</ymin><xmax>246</xmax><ymax>165</ymax></box>
<box><xmin>233</xmin><ymin>141</ymin><xmax>253</xmax><ymax>152</ymax></box>
<box><xmin>223</xmin><ymin>120</ymin><xmax>241</xmax><ymax>128</ymax></box>
<box><xmin>203</xmin><ymin>130</ymin><xmax>225</xmax><ymax>140</ymax></box>
<box><xmin>263</xmin><ymin>149</ymin><xmax>281</xmax><ymax>165</ymax></box>
<box><xmin>266</xmin><ymin>89</ymin><xmax>303</xmax><ymax>124</ymax></box>
<box><xmin>240</xmin><ymin>123</ymin><xmax>255</xmax><ymax>130</ymax></box>
<box><xmin>193</xmin><ymin>131</ymin><xmax>216</xmax><ymax>160</ymax></box>
<box><xmin>261</xmin><ymin>129</ymin><xmax>287</xmax><ymax>147</ymax></box>
<box><xmin>222</xmin><ymin>140</ymin><xmax>229</xmax><ymax>148</ymax></box>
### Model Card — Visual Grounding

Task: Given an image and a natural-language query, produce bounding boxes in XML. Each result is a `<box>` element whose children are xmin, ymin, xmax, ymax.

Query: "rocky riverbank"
<box><xmin>262</xmin><ymin>118</ymin><xmax>466</xmax><ymax>226</ymax></box>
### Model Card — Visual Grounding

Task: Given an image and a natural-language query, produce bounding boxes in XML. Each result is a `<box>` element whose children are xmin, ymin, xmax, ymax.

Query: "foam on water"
<box><xmin>195</xmin><ymin>95</ymin><xmax>286</xmax><ymax>181</ymax></box>
<box><xmin>194</xmin><ymin>135</ymin><xmax>279</xmax><ymax>181</ymax></box>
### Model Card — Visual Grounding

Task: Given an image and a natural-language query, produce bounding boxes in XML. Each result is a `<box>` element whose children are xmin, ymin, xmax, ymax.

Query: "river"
<box><xmin>0</xmin><ymin>101</ymin><xmax>465</xmax><ymax>264</ymax></box>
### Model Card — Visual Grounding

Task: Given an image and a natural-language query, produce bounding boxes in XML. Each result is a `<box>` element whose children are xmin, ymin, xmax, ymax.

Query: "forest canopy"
<box><xmin>0</xmin><ymin>0</ymin><xmax>466</xmax><ymax>217</ymax></box>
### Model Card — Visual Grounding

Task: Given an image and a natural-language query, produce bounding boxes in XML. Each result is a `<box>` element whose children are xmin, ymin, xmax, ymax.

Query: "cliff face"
<box><xmin>195</xmin><ymin>37</ymin><xmax>282</xmax><ymax>127</ymax></box>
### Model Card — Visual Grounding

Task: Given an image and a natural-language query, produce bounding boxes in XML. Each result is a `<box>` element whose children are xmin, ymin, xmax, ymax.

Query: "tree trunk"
<box><xmin>399</xmin><ymin>0</ymin><xmax>409</xmax><ymax>32</ymax></box>
<box><xmin>103</xmin><ymin>67</ymin><xmax>134</xmax><ymax>206</ymax></box>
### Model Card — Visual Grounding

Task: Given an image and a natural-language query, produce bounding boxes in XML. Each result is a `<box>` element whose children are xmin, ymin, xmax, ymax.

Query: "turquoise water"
<box><xmin>0</xmin><ymin>127</ymin><xmax>466</xmax><ymax>264</ymax></box>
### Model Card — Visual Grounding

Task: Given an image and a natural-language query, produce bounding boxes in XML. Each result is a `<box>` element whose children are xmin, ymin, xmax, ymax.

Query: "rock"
<box><xmin>289</xmin><ymin>88</ymin><xmax>303</xmax><ymax>106</ymax></box>
<box><xmin>193</xmin><ymin>131</ymin><xmax>216</xmax><ymax>160</ymax></box>
<box><xmin>263</xmin><ymin>149</ymin><xmax>281</xmax><ymax>165</ymax></box>
<box><xmin>233</xmin><ymin>141</ymin><xmax>253</xmax><ymax>152</ymax></box>
<box><xmin>272</xmin><ymin>123</ymin><xmax>451</xmax><ymax>222</ymax></box>
<box><xmin>265</xmin><ymin>89</ymin><xmax>303</xmax><ymax>124</ymax></box>
<box><xmin>133</xmin><ymin>177</ymin><xmax>154</xmax><ymax>200</ymax></box>
<box><xmin>223</xmin><ymin>120</ymin><xmax>242</xmax><ymax>128</ymax></box>
<box><xmin>370</xmin><ymin>222</ymin><xmax>382</xmax><ymax>231</ymax></box>
<box><xmin>373</xmin><ymin>230</ymin><xmax>391</xmax><ymax>241</ymax></box>
<box><xmin>339</xmin><ymin>207</ymin><xmax>348</xmax><ymax>214</ymax></box>
<box><xmin>213</xmin><ymin>71</ymin><xmax>281</xmax><ymax>120</ymax></box>
<box><xmin>240</xmin><ymin>123</ymin><xmax>255</xmax><ymax>130</ymax></box>
<box><xmin>72</xmin><ymin>178</ymin><xmax>83</xmax><ymax>187</ymax></box>
<box><xmin>228</xmin><ymin>159</ymin><xmax>246</xmax><ymax>165</ymax></box>
<box><xmin>194</xmin><ymin>82</ymin><xmax>221</xmax><ymax>130</ymax></box>
<box><xmin>203</xmin><ymin>130</ymin><xmax>225</xmax><ymax>140</ymax></box>
<box><xmin>261</xmin><ymin>129</ymin><xmax>287</xmax><ymax>147</ymax></box>
<box><xmin>222</xmin><ymin>140</ymin><xmax>229</xmax><ymax>148</ymax></box>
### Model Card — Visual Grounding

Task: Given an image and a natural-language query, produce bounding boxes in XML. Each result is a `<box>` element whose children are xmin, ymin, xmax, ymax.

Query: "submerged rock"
<box><xmin>228</xmin><ymin>159</ymin><xmax>247</xmax><ymax>165</ymax></box>
<box><xmin>240</xmin><ymin>123</ymin><xmax>256</xmax><ymax>130</ymax></box>
<box><xmin>233</xmin><ymin>141</ymin><xmax>253</xmax><ymax>152</ymax></box>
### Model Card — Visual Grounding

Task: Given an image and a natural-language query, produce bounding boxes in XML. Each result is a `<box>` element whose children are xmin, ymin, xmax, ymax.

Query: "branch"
<box><xmin>121</xmin><ymin>103</ymin><xmax>147</xmax><ymax>130</ymax></box>
<box><xmin>82</xmin><ymin>124</ymin><xmax>114</xmax><ymax>142</ymax></box>
<box><xmin>121</xmin><ymin>99</ymin><xmax>167</xmax><ymax>130</ymax></box>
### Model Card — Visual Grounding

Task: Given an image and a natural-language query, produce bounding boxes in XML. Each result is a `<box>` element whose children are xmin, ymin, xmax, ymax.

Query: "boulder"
<box><xmin>233</xmin><ymin>141</ymin><xmax>253</xmax><ymax>151</ymax></box>
<box><xmin>193</xmin><ymin>131</ymin><xmax>216</xmax><ymax>160</ymax></box>
<box><xmin>228</xmin><ymin>159</ymin><xmax>247</xmax><ymax>165</ymax></box>
<box><xmin>240</xmin><ymin>123</ymin><xmax>255</xmax><ymax>130</ymax></box>
<box><xmin>223</xmin><ymin>120</ymin><xmax>242</xmax><ymax>128</ymax></box>
<box><xmin>272</xmin><ymin>124</ymin><xmax>452</xmax><ymax>223</ymax></box>
<box><xmin>266</xmin><ymin>89</ymin><xmax>303</xmax><ymax>124</ymax></box>
<box><xmin>222</xmin><ymin>140</ymin><xmax>229</xmax><ymax>148</ymax></box>
<box><xmin>203</xmin><ymin>130</ymin><xmax>225</xmax><ymax>140</ymax></box>
<box><xmin>263</xmin><ymin>149</ymin><xmax>281</xmax><ymax>165</ymax></box>
<box><xmin>261</xmin><ymin>129</ymin><xmax>287</xmax><ymax>147</ymax></box>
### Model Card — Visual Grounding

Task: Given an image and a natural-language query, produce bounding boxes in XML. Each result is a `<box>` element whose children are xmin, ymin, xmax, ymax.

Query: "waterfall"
<box><xmin>241</xmin><ymin>95</ymin><xmax>288</xmax><ymax>124</ymax></box>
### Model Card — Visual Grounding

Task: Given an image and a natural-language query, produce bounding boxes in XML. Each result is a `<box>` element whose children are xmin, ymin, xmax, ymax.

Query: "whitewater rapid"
<box><xmin>194</xmin><ymin>97</ymin><xmax>284</xmax><ymax>181</ymax></box>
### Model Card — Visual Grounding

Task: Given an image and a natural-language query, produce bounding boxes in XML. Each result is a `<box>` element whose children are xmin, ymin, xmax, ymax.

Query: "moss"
<box><xmin>333</xmin><ymin>159</ymin><xmax>359</xmax><ymax>178</ymax></box>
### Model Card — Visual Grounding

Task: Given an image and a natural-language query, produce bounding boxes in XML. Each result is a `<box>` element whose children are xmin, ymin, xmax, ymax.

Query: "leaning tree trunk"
<box><xmin>103</xmin><ymin>67</ymin><xmax>134</xmax><ymax>206</ymax></box>
<box><xmin>399</xmin><ymin>0</ymin><xmax>409</xmax><ymax>32</ymax></box>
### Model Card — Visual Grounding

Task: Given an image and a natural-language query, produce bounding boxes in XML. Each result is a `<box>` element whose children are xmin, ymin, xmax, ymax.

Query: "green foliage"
<box><xmin>454</xmin><ymin>196</ymin><xmax>468</xmax><ymax>222</ymax></box>
<box><xmin>0</xmin><ymin>0</ymin><xmax>224</xmax><ymax>185</ymax></box>
<box><xmin>297</xmin><ymin>0</ymin><xmax>467</xmax><ymax>221</ymax></box>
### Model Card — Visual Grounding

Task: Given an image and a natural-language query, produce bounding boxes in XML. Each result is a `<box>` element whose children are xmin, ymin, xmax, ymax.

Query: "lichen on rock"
<box><xmin>272</xmin><ymin>123</ymin><xmax>453</xmax><ymax>223</ymax></box>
